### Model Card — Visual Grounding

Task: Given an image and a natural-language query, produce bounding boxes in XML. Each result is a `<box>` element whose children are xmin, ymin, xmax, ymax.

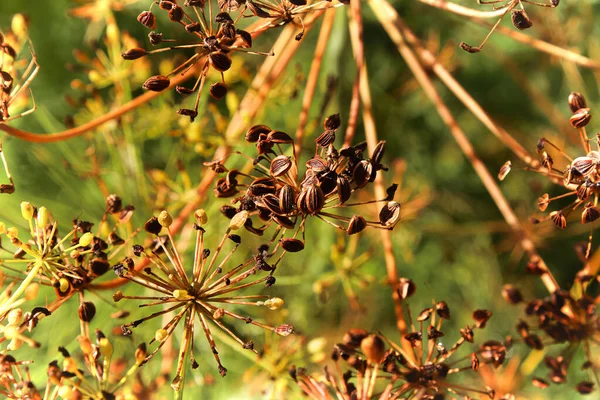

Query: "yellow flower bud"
<box><xmin>6</xmin><ymin>227</ymin><xmax>18</xmax><ymax>239</ymax></box>
<box><xmin>172</xmin><ymin>289</ymin><xmax>191</xmax><ymax>300</ymax></box>
<box><xmin>77</xmin><ymin>336</ymin><xmax>94</xmax><ymax>356</ymax></box>
<box><xmin>158</xmin><ymin>210</ymin><xmax>173</xmax><ymax>228</ymax></box>
<box><xmin>229</xmin><ymin>210</ymin><xmax>248</xmax><ymax>230</ymax></box>
<box><xmin>3</xmin><ymin>325</ymin><xmax>18</xmax><ymax>340</ymax></box>
<box><xmin>7</xmin><ymin>308</ymin><xmax>22</xmax><ymax>325</ymax></box>
<box><xmin>264</xmin><ymin>297</ymin><xmax>284</xmax><ymax>310</ymax></box>
<box><xmin>194</xmin><ymin>209</ymin><xmax>208</xmax><ymax>225</ymax></box>
<box><xmin>99</xmin><ymin>337</ymin><xmax>113</xmax><ymax>359</ymax></box>
<box><xmin>36</xmin><ymin>206</ymin><xmax>48</xmax><ymax>227</ymax></box>
<box><xmin>25</xmin><ymin>283</ymin><xmax>39</xmax><ymax>300</ymax></box>
<box><xmin>58</xmin><ymin>278</ymin><xmax>70</xmax><ymax>294</ymax></box>
<box><xmin>7</xmin><ymin>337</ymin><xmax>23</xmax><ymax>351</ymax></box>
<box><xmin>58</xmin><ymin>386</ymin><xmax>78</xmax><ymax>400</ymax></box>
<box><xmin>20</xmin><ymin>202</ymin><xmax>34</xmax><ymax>220</ymax></box>
<box><xmin>0</xmin><ymin>222</ymin><xmax>5</xmax><ymax>235</ymax></box>
<box><xmin>11</xmin><ymin>14</ymin><xmax>28</xmax><ymax>38</ymax></box>
<box><xmin>155</xmin><ymin>328</ymin><xmax>168</xmax><ymax>342</ymax></box>
<box><xmin>78</xmin><ymin>232</ymin><xmax>94</xmax><ymax>247</ymax></box>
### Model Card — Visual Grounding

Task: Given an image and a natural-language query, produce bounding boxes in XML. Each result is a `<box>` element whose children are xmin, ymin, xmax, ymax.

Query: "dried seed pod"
<box><xmin>246</xmin><ymin>125</ymin><xmax>271</xmax><ymax>143</ymax></box>
<box><xmin>343</xmin><ymin>329</ymin><xmax>368</xmax><ymax>348</ymax></box>
<box><xmin>122</xmin><ymin>48</ymin><xmax>147</xmax><ymax>60</ymax></box>
<box><xmin>427</xmin><ymin>325</ymin><xmax>444</xmax><ymax>340</ymax></box>
<box><xmin>471</xmin><ymin>353</ymin><xmax>480</xmax><ymax>371</ymax></box>
<box><xmin>511</xmin><ymin>9</ymin><xmax>533</xmax><ymax>30</ymax></box>
<box><xmin>178</xmin><ymin>108</ymin><xmax>198</xmax><ymax>121</ymax></box>
<box><xmin>280</xmin><ymin>238</ymin><xmax>304</xmax><ymax>252</ymax></box>
<box><xmin>570</xmin><ymin>108</ymin><xmax>591</xmax><ymax>128</ymax></box>
<box><xmin>270</xmin><ymin>155</ymin><xmax>292</xmax><ymax>177</ymax></box>
<box><xmin>397</xmin><ymin>278</ymin><xmax>416</xmax><ymax>299</ymax></box>
<box><xmin>371</xmin><ymin>141</ymin><xmax>386</xmax><ymax>165</ymax></box>
<box><xmin>237</xmin><ymin>29</ymin><xmax>252</xmax><ymax>48</ymax></box>
<box><xmin>315</xmin><ymin>130</ymin><xmax>336</xmax><ymax>147</ymax></box>
<box><xmin>550</xmin><ymin>211</ymin><xmax>567</xmax><ymax>229</ymax></box>
<box><xmin>571</xmin><ymin>156</ymin><xmax>596</xmax><ymax>177</ymax></box>
<box><xmin>324</xmin><ymin>113</ymin><xmax>341</xmax><ymax>130</ymax></box>
<box><xmin>261</xmin><ymin>194</ymin><xmax>283</xmax><ymax>215</ymax></box>
<box><xmin>209</xmin><ymin>82</ymin><xmax>228</xmax><ymax>100</ymax></box>
<box><xmin>498</xmin><ymin>161</ymin><xmax>512</xmax><ymax>181</ymax></box>
<box><xmin>306</xmin><ymin>156</ymin><xmax>329</xmax><ymax>172</ymax></box>
<box><xmin>379</xmin><ymin>201</ymin><xmax>401</xmax><ymax>228</ymax></box>
<box><xmin>436</xmin><ymin>301</ymin><xmax>450</xmax><ymax>319</ymax></box>
<box><xmin>540</xmin><ymin>151</ymin><xmax>553</xmax><ymax>170</ymax></box>
<box><xmin>568</xmin><ymin>92</ymin><xmax>587</xmax><ymax>113</ymax></box>
<box><xmin>272</xmin><ymin>215</ymin><xmax>295</xmax><ymax>229</ymax></box>
<box><xmin>279</xmin><ymin>185</ymin><xmax>295</xmax><ymax>214</ymax></box>
<box><xmin>337</xmin><ymin>176</ymin><xmax>351</xmax><ymax>203</ymax></box>
<box><xmin>78</xmin><ymin>302</ymin><xmax>96</xmax><ymax>322</ymax></box>
<box><xmin>532</xmin><ymin>377</ymin><xmax>549</xmax><ymax>389</ymax></box>
<box><xmin>305</xmin><ymin>185</ymin><xmax>325</xmax><ymax>215</ymax></box>
<box><xmin>576</xmin><ymin>382</ymin><xmax>595</xmax><ymax>395</ymax></box>
<box><xmin>581</xmin><ymin>203</ymin><xmax>600</xmax><ymax>224</ymax></box>
<box><xmin>417</xmin><ymin>308</ymin><xmax>433</xmax><ymax>322</ymax></box>
<box><xmin>537</xmin><ymin>193</ymin><xmax>550</xmax><ymax>212</ymax></box>
<box><xmin>360</xmin><ymin>334</ymin><xmax>386</xmax><ymax>364</ymax></box>
<box><xmin>106</xmin><ymin>194</ymin><xmax>123</xmax><ymax>214</ymax></box>
<box><xmin>137</xmin><ymin>11</ymin><xmax>156</xmax><ymax>29</ymax></box>
<box><xmin>143</xmin><ymin>75</ymin><xmax>170</xmax><ymax>92</ymax></box>
<box><xmin>347</xmin><ymin>215</ymin><xmax>367</xmax><ymax>235</ymax></box>
<box><xmin>168</xmin><ymin>5</ymin><xmax>184</xmax><ymax>22</ymax></box>
<box><xmin>267</xmin><ymin>130</ymin><xmax>294</xmax><ymax>144</ymax></box>
<box><xmin>209</xmin><ymin>52</ymin><xmax>232</xmax><ymax>72</ymax></box>
<box><xmin>275</xmin><ymin>324</ymin><xmax>294</xmax><ymax>336</ymax></box>
<box><xmin>90</xmin><ymin>258</ymin><xmax>110</xmax><ymax>276</ymax></box>
<box><xmin>502</xmin><ymin>285</ymin><xmax>523</xmax><ymax>304</ymax></box>
<box><xmin>144</xmin><ymin>216</ymin><xmax>163</xmax><ymax>235</ymax></box>
<box><xmin>185</xmin><ymin>22</ymin><xmax>202</xmax><ymax>33</ymax></box>
<box><xmin>472</xmin><ymin>309</ymin><xmax>492</xmax><ymax>328</ymax></box>
<box><xmin>353</xmin><ymin>160</ymin><xmax>372</xmax><ymax>188</ymax></box>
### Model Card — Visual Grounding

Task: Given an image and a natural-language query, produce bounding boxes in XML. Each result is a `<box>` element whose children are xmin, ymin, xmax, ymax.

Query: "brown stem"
<box><xmin>371</xmin><ymin>0</ymin><xmax>561</xmax><ymax>295</ymax></box>
<box><xmin>0</xmin><ymin>69</ymin><xmax>196</xmax><ymax>143</ymax></box>
<box><xmin>418</xmin><ymin>0</ymin><xmax>507</xmax><ymax>18</ymax></box>
<box><xmin>475</xmin><ymin>19</ymin><xmax>600</xmax><ymax>70</ymax></box>
<box><xmin>348</xmin><ymin>0</ymin><xmax>409</xmax><ymax>345</ymax></box>
<box><xmin>295</xmin><ymin>8</ymin><xmax>336</xmax><ymax>154</ymax></box>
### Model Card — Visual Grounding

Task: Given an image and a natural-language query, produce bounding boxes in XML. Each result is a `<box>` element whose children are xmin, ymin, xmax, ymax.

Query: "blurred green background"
<box><xmin>1</xmin><ymin>0</ymin><xmax>600</xmax><ymax>398</ymax></box>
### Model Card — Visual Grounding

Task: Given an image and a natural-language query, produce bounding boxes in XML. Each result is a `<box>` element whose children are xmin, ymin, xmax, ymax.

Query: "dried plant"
<box><xmin>113</xmin><ymin>210</ymin><xmax>293</xmax><ymax>395</ymax></box>
<box><xmin>293</xmin><ymin>278</ymin><xmax>504</xmax><ymax>399</ymax></box>
<box><xmin>209</xmin><ymin>114</ymin><xmax>401</xmax><ymax>260</ymax></box>
<box><xmin>502</xmin><ymin>272</ymin><xmax>599</xmax><ymax>394</ymax></box>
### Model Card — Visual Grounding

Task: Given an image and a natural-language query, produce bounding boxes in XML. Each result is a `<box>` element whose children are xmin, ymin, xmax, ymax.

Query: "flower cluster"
<box><xmin>113</xmin><ymin>209</ymin><xmax>293</xmax><ymax>393</ymax></box>
<box><xmin>210</xmin><ymin>114</ymin><xmax>401</xmax><ymax>258</ymax></box>
<box><xmin>293</xmin><ymin>278</ymin><xmax>503</xmax><ymax>399</ymax></box>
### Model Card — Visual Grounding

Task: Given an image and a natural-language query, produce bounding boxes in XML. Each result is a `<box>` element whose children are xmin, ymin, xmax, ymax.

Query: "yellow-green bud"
<box><xmin>58</xmin><ymin>278</ymin><xmax>70</xmax><ymax>294</ymax></box>
<box><xmin>20</xmin><ymin>202</ymin><xmax>34</xmax><ymax>221</ymax></box>
<box><xmin>25</xmin><ymin>283</ymin><xmax>39</xmax><ymax>301</ymax></box>
<box><xmin>57</xmin><ymin>386</ymin><xmax>77</xmax><ymax>400</ymax></box>
<box><xmin>264</xmin><ymin>297</ymin><xmax>284</xmax><ymax>310</ymax></box>
<box><xmin>158</xmin><ymin>210</ymin><xmax>173</xmax><ymax>228</ymax></box>
<box><xmin>194</xmin><ymin>209</ymin><xmax>208</xmax><ymax>225</ymax></box>
<box><xmin>7</xmin><ymin>308</ymin><xmax>22</xmax><ymax>325</ymax></box>
<box><xmin>229</xmin><ymin>210</ymin><xmax>248</xmax><ymax>230</ymax></box>
<box><xmin>78</xmin><ymin>232</ymin><xmax>94</xmax><ymax>247</ymax></box>
<box><xmin>172</xmin><ymin>289</ymin><xmax>191</xmax><ymax>300</ymax></box>
<box><xmin>6</xmin><ymin>227</ymin><xmax>18</xmax><ymax>239</ymax></box>
<box><xmin>0</xmin><ymin>222</ymin><xmax>5</xmax><ymax>235</ymax></box>
<box><xmin>3</xmin><ymin>325</ymin><xmax>17</xmax><ymax>340</ymax></box>
<box><xmin>99</xmin><ymin>337</ymin><xmax>113</xmax><ymax>358</ymax></box>
<box><xmin>155</xmin><ymin>328</ymin><xmax>168</xmax><ymax>342</ymax></box>
<box><xmin>36</xmin><ymin>206</ymin><xmax>48</xmax><ymax>228</ymax></box>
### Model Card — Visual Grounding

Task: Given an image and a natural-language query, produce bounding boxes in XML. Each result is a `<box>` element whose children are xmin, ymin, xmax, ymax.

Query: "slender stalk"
<box><xmin>418</xmin><ymin>0</ymin><xmax>507</xmax><ymax>18</ymax></box>
<box><xmin>348</xmin><ymin>0</ymin><xmax>409</xmax><ymax>347</ymax></box>
<box><xmin>370</xmin><ymin>0</ymin><xmax>561</xmax><ymax>295</ymax></box>
<box><xmin>295</xmin><ymin>8</ymin><xmax>336</xmax><ymax>154</ymax></box>
<box><xmin>0</xmin><ymin>69</ymin><xmax>196</xmax><ymax>143</ymax></box>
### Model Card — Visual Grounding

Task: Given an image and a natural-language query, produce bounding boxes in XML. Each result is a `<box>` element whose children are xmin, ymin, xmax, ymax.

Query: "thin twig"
<box><xmin>371</xmin><ymin>0</ymin><xmax>561</xmax><ymax>295</ymax></box>
<box><xmin>295</xmin><ymin>8</ymin><xmax>336</xmax><ymax>154</ymax></box>
<box><xmin>418</xmin><ymin>0</ymin><xmax>507</xmax><ymax>18</ymax></box>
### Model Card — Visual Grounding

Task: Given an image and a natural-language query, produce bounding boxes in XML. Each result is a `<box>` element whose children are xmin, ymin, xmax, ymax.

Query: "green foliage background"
<box><xmin>1</xmin><ymin>0</ymin><xmax>600</xmax><ymax>398</ymax></box>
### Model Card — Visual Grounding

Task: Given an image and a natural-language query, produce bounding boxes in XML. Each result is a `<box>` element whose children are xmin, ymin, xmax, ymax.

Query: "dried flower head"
<box><xmin>209</xmin><ymin>114</ymin><xmax>400</xmax><ymax>261</ymax></box>
<box><xmin>501</xmin><ymin>92</ymin><xmax>600</xmax><ymax>258</ymax></box>
<box><xmin>0</xmin><ymin>196</ymin><xmax>136</xmax><ymax>314</ymax></box>
<box><xmin>460</xmin><ymin>0</ymin><xmax>559</xmax><ymax>53</ymax></box>
<box><xmin>295</xmin><ymin>278</ymin><xmax>502</xmax><ymax>399</ymax></box>
<box><xmin>124</xmin><ymin>0</ymin><xmax>275</xmax><ymax>121</ymax></box>
<box><xmin>42</xmin><ymin>328</ymin><xmax>148</xmax><ymax>399</ymax></box>
<box><xmin>503</xmin><ymin>270</ymin><xmax>599</xmax><ymax>394</ymax></box>
<box><xmin>114</xmin><ymin>210</ymin><xmax>293</xmax><ymax>393</ymax></box>
<box><xmin>0</xmin><ymin>354</ymin><xmax>39</xmax><ymax>399</ymax></box>
<box><xmin>0</xmin><ymin>17</ymin><xmax>39</xmax><ymax>124</ymax></box>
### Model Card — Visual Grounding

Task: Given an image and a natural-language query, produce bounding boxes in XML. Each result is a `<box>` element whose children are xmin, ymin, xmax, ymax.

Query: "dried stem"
<box><xmin>475</xmin><ymin>19</ymin><xmax>600</xmax><ymax>70</ymax></box>
<box><xmin>370</xmin><ymin>0</ymin><xmax>561</xmax><ymax>295</ymax></box>
<box><xmin>0</xmin><ymin>69</ymin><xmax>196</xmax><ymax>143</ymax></box>
<box><xmin>348</xmin><ymin>0</ymin><xmax>409</xmax><ymax>346</ymax></box>
<box><xmin>418</xmin><ymin>0</ymin><xmax>507</xmax><ymax>18</ymax></box>
<box><xmin>295</xmin><ymin>8</ymin><xmax>336</xmax><ymax>154</ymax></box>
